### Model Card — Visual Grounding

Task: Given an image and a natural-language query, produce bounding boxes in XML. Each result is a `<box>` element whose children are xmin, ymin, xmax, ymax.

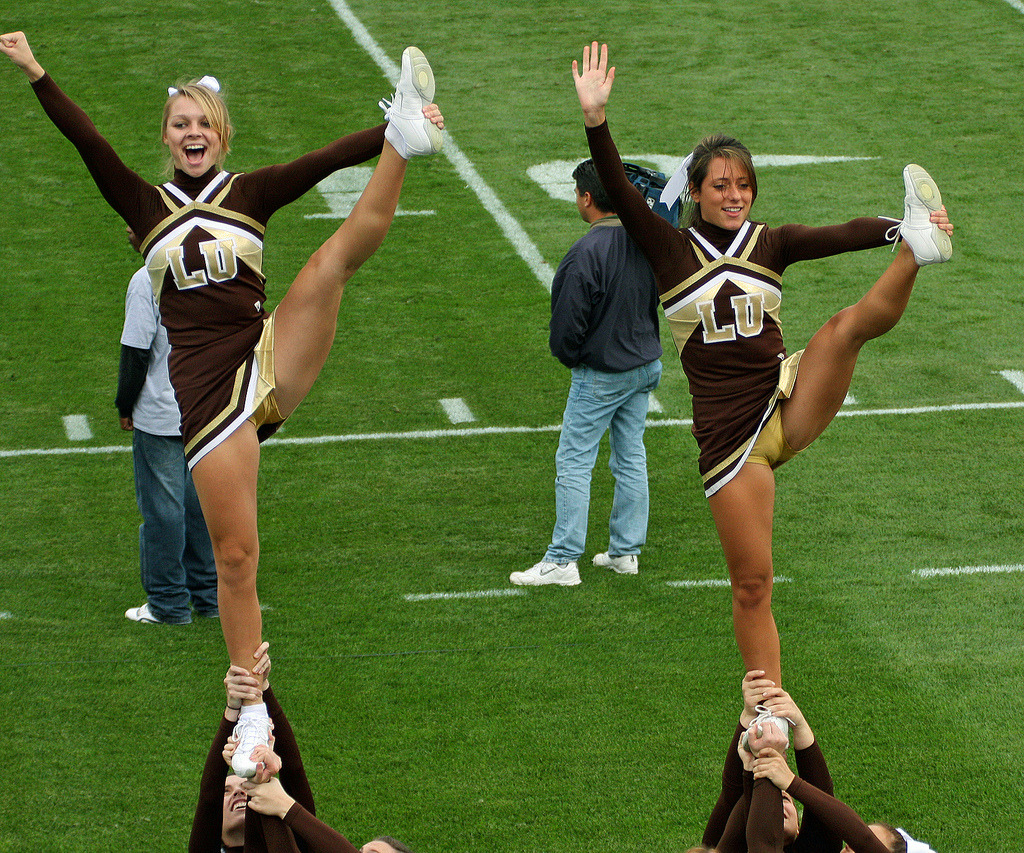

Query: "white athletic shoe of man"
<box><xmin>510</xmin><ymin>560</ymin><xmax>581</xmax><ymax>587</ymax></box>
<box><xmin>592</xmin><ymin>552</ymin><xmax>639</xmax><ymax>574</ymax></box>
<box><xmin>379</xmin><ymin>46</ymin><xmax>443</xmax><ymax>158</ymax></box>
<box><xmin>897</xmin><ymin>163</ymin><xmax>952</xmax><ymax>265</ymax></box>
<box><xmin>230</xmin><ymin>709</ymin><xmax>272</xmax><ymax>778</ymax></box>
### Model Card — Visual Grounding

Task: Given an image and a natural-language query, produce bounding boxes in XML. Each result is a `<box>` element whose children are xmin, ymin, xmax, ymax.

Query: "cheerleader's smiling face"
<box><xmin>163</xmin><ymin>95</ymin><xmax>223</xmax><ymax>177</ymax></box>
<box><xmin>690</xmin><ymin>156</ymin><xmax>753</xmax><ymax>231</ymax></box>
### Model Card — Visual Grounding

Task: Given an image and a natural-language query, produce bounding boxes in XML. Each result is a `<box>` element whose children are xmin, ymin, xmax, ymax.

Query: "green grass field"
<box><xmin>2</xmin><ymin>1</ymin><xmax>1023</xmax><ymax>850</ymax></box>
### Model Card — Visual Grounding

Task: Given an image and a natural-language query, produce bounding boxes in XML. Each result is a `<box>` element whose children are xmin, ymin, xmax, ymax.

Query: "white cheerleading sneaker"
<box><xmin>379</xmin><ymin>46</ymin><xmax>443</xmax><ymax>158</ymax></box>
<box><xmin>510</xmin><ymin>560</ymin><xmax>581</xmax><ymax>587</ymax></box>
<box><xmin>230</xmin><ymin>709</ymin><xmax>272</xmax><ymax>778</ymax></box>
<box><xmin>740</xmin><ymin>704</ymin><xmax>793</xmax><ymax>754</ymax></box>
<box><xmin>897</xmin><ymin>164</ymin><xmax>952</xmax><ymax>265</ymax></box>
<box><xmin>592</xmin><ymin>552</ymin><xmax>639</xmax><ymax>574</ymax></box>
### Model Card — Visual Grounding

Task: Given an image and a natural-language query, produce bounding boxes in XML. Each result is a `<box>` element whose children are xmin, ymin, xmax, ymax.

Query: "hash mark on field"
<box><xmin>62</xmin><ymin>415</ymin><xmax>92</xmax><ymax>441</ymax></box>
<box><xmin>997</xmin><ymin>370</ymin><xmax>1024</xmax><ymax>395</ymax></box>
<box><xmin>305</xmin><ymin>169</ymin><xmax>435</xmax><ymax>219</ymax></box>
<box><xmin>647</xmin><ymin>394</ymin><xmax>663</xmax><ymax>414</ymax></box>
<box><xmin>405</xmin><ymin>589</ymin><xmax>527</xmax><ymax>602</ymax></box>
<box><xmin>666</xmin><ymin>576</ymin><xmax>793</xmax><ymax>589</ymax></box>
<box><xmin>913</xmin><ymin>564</ymin><xmax>1024</xmax><ymax>578</ymax></box>
<box><xmin>440</xmin><ymin>398</ymin><xmax>476</xmax><ymax>424</ymax></box>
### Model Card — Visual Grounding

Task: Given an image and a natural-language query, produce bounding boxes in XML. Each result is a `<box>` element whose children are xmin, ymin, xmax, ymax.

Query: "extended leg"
<box><xmin>781</xmin><ymin>242</ymin><xmax>920</xmax><ymax>450</ymax></box>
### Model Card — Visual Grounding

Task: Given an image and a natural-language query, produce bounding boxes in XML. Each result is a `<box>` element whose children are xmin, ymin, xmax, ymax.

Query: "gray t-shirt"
<box><xmin>120</xmin><ymin>267</ymin><xmax>181</xmax><ymax>436</ymax></box>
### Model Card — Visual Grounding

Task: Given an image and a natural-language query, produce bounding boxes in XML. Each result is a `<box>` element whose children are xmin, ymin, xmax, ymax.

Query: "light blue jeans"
<box><xmin>544</xmin><ymin>359</ymin><xmax>662</xmax><ymax>564</ymax></box>
<box><xmin>133</xmin><ymin>429</ymin><xmax>218</xmax><ymax>623</ymax></box>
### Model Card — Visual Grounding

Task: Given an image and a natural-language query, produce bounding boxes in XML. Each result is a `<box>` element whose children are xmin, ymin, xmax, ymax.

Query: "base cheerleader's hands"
<box><xmin>224</xmin><ymin>666</ymin><xmax>263</xmax><ymax>714</ymax></box>
<box><xmin>752</xmin><ymin>747</ymin><xmax>796</xmax><ymax>791</ymax></box>
<box><xmin>0</xmin><ymin>31</ymin><xmax>45</xmax><ymax>81</ymax></box>
<box><xmin>756</xmin><ymin>686</ymin><xmax>815</xmax><ymax>750</ymax></box>
<box><xmin>741</xmin><ymin>669</ymin><xmax>776</xmax><ymax>728</ymax></box>
<box><xmin>572</xmin><ymin>41</ymin><xmax>614</xmax><ymax>127</ymax></box>
<box><xmin>241</xmin><ymin>776</ymin><xmax>295</xmax><ymax>820</ymax></box>
<box><xmin>250</xmin><ymin>640</ymin><xmax>271</xmax><ymax>691</ymax></box>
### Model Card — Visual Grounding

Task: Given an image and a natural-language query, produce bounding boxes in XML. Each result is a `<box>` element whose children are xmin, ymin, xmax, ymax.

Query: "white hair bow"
<box><xmin>659</xmin><ymin>151</ymin><xmax>695</xmax><ymax>208</ymax></box>
<box><xmin>898</xmin><ymin>828</ymin><xmax>937</xmax><ymax>853</ymax></box>
<box><xmin>167</xmin><ymin>75</ymin><xmax>221</xmax><ymax>97</ymax></box>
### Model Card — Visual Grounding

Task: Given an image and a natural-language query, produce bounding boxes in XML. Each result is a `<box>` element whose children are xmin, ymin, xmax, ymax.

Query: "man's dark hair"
<box><xmin>572</xmin><ymin>159</ymin><xmax>614</xmax><ymax>213</ymax></box>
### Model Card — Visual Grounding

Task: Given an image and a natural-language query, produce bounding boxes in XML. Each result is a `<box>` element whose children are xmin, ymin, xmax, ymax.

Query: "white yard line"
<box><xmin>324</xmin><ymin>0</ymin><xmax>556</xmax><ymax>291</ymax></box>
<box><xmin>913</xmin><ymin>564</ymin><xmax>1024</xmax><ymax>578</ymax></box>
<box><xmin>5</xmin><ymin>398</ymin><xmax>1024</xmax><ymax>460</ymax></box>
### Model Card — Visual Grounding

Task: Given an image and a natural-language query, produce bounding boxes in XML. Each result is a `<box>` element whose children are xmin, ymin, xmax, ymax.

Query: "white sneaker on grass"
<box><xmin>125</xmin><ymin>602</ymin><xmax>161</xmax><ymax>624</ymax></box>
<box><xmin>379</xmin><ymin>46</ymin><xmax>443</xmax><ymax>158</ymax></box>
<box><xmin>231</xmin><ymin>709</ymin><xmax>272</xmax><ymax>779</ymax></box>
<box><xmin>897</xmin><ymin>164</ymin><xmax>952</xmax><ymax>265</ymax></box>
<box><xmin>592</xmin><ymin>552</ymin><xmax>639</xmax><ymax>574</ymax></box>
<box><xmin>509</xmin><ymin>560</ymin><xmax>581</xmax><ymax>587</ymax></box>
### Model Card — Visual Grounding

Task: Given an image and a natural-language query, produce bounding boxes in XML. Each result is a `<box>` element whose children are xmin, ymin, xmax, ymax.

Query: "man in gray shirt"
<box><xmin>511</xmin><ymin>159</ymin><xmax>663</xmax><ymax>586</ymax></box>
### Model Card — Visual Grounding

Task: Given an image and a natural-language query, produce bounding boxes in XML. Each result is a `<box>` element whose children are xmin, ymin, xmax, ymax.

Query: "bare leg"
<box><xmin>707</xmin><ymin>463</ymin><xmax>781</xmax><ymax>685</ymax></box>
<box><xmin>781</xmin><ymin>242</ymin><xmax>920</xmax><ymax>450</ymax></box>
<box><xmin>272</xmin><ymin>141</ymin><xmax>410</xmax><ymax>416</ymax></box>
<box><xmin>190</xmin><ymin>423</ymin><xmax>262</xmax><ymax>697</ymax></box>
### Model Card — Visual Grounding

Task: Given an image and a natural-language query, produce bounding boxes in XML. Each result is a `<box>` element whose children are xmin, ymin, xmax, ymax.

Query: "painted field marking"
<box><xmin>998</xmin><ymin>370</ymin><xmax>1024</xmax><ymax>395</ymax></box>
<box><xmin>666</xmin><ymin>576</ymin><xmax>792</xmax><ymax>589</ymax></box>
<box><xmin>305</xmin><ymin>168</ymin><xmax>435</xmax><ymax>219</ymax></box>
<box><xmin>1002</xmin><ymin>0</ymin><xmax>1024</xmax><ymax>13</ymax></box>
<box><xmin>325</xmin><ymin>0</ymin><xmax>556</xmax><ymax>291</ymax></box>
<box><xmin>913</xmin><ymin>564</ymin><xmax>1024</xmax><ymax>579</ymax></box>
<box><xmin>5</xmin><ymin>398</ymin><xmax>1024</xmax><ymax>461</ymax></box>
<box><xmin>647</xmin><ymin>394</ymin><xmax>663</xmax><ymax>414</ymax></box>
<box><xmin>62</xmin><ymin>415</ymin><xmax>93</xmax><ymax>441</ymax></box>
<box><xmin>440</xmin><ymin>397</ymin><xmax>476</xmax><ymax>424</ymax></box>
<box><xmin>405</xmin><ymin>589</ymin><xmax>526</xmax><ymax>602</ymax></box>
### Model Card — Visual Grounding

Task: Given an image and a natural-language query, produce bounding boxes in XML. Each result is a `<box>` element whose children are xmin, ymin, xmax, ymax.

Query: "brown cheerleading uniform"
<box><xmin>704</xmin><ymin>722</ymin><xmax>843</xmax><ymax>853</ymax></box>
<box><xmin>190</xmin><ymin>686</ymin><xmax>364</xmax><ymax>853</ymax></box>
<box><xmin>30</xmin><ymin>73</ymin><xmax>385</xmax><ymax>466</ymax></box>
<box><xmin>585</xmin><ymin>121</ymin><xmax>896</xmax><ymax>496</ymax></box>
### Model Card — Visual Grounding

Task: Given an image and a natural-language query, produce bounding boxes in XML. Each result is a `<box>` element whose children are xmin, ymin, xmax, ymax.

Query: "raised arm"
<box><xmin>0</xmin><ymin>31</ymin><xmax>44</xmax><ymax>81</ymax></box>
<box><xmin>188</xmin><ymin>663</ymin><xmax>265</xmax><ymax>853</ymax></box>
<box><xmin>572</xmin><ymin>43</ymin><xmax>687</xmax><ymax>288</ymax></box>
<box><xmin>3</xmin><ymin>35</ymin><xmax>154</xmax><ymax>228</ymax></box>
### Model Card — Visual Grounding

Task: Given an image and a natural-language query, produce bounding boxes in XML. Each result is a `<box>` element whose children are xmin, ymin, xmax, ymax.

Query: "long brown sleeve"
<box><xmin>787</xmin><ymin>776</ymin><xmax>891</xmax><ymax>853</ymax></box>
<box><xmin>283</xmin><ymin>802</ymin><xmax>363</xmax><ymax>853</ymax></box>
<box><xmin>189</xmin><ymin>714</ymin><xmax>236</xmax><ymax>853</ymax></box>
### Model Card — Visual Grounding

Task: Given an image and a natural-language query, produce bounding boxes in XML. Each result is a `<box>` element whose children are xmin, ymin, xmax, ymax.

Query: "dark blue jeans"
<box><xmin>132</xmin><ymin>429</ymin><xmax>217</xmax><ymax>622</ymax></box>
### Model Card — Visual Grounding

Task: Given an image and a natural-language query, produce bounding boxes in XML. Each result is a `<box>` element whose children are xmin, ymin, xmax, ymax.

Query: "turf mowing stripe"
<box><xmin>913</xmin><ymin>564</ymin><xmax>1024</xmax><ymax>578</ymax></box>
<box><xmin>324</xmin><ymin>0</ymin><xmax>556</xmax><ymax>291</ymax></box>
<box><xmin>4</xmin><ymin>399</ymin><xmax>1024</xmax><ymax>460</ymax></box>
